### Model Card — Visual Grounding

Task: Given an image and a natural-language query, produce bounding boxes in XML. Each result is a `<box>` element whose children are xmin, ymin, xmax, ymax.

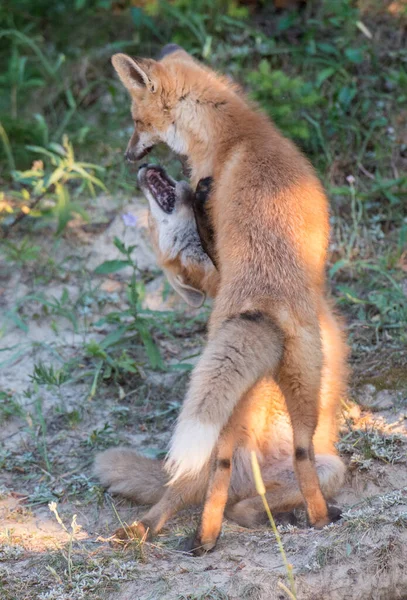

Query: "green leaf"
<box><xmin>113</xmin><ymin>237</ymin><xmax>128</xmax><ymax>255</ymax></box>
<box><xmin>48</xmin><ymin>142</ymin><xmax>66</xmax><ymax>156</ymax></box>
<box><xmin>86</xmin><ymin>341</ymin><xmax>107</xmax><ymax>359</ymax></box>
<box><xmin>130</xmin><ymin>7</ymin><xmax>164</xmax><ymax>41</ymax></box>
<box><xmin>26</xmin><ymin>145</ymin><xmax>58</xmax><ymax>160</ymax></box>
<box><xmin>329</xmin><ymin>259</ymin><xmax>349</xmax><ymax>277</ymax></box>
<box><xmin>70</xmin><ymin>164</ymin><xmax>107</xmax><ymax>190</ymax></box>
<box><xmin>94</xmin><ymin>260</ymin><xmax>131</xmax><ymax>274</ymax></box>
<box><xmin>170</xmin><ymin>363</ymin><xmax>194</xmax><ymax>371</ymax></box>
<box><xmin>316</xmin><ymin>67</ymin><xmax>335</xmax><ymax>88</ymax></box>
<box><xmin>5</xmin><ymin>310</ymin><xmax>28</xmax><ymax>332</ymax></box>
<box><xmin>318</xmin><ymin>43</ymin><xmax>339</xmax><ymax>56</ymax></box>
<box><xmin>338</xmin><ymin>86</ymin><xmax>357</xmax><ymax>107</ymax></box>
<box><xmin>136</xmin><ymin>322</ymin><xmax>163</xmax><ymax>370</ymax></box>
<box><xmin>337</xmin><ymin>285</ymin><xmax>366</xmax><ymax>305</ymax></box>
<box><xmin>99</xmin><ymin>326</ymin><xmax>128</xmax><ymax>350</ymax></box>
<box><xmin>44</xmin><ymin>166</ymin><xmax>66</xmax><ymax>189</ymax></box>
<box><xmin>55</xmin><ymin>183</ymin><xmax>72</xmax><ymax>236</ymax></box>
<box><xmin>344</xmin><ymin>48</ymin><xmax>364</xmax><ymax>64</ymax></box>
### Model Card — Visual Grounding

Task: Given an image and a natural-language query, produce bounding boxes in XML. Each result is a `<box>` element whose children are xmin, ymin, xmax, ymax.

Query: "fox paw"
<box><xmin>327</xmin><ymin>505</ymin><xmax>342</xmax><ymax>523</ymax></box>
<box><xmin>311</xmin><ymin>505</ymin><xmax>342</xmax><ymax>529</ymax></box>
<box><xmin>181</xmin><ymin>532</ymin><xmax>218</xmax><ymax>556</ymax></box>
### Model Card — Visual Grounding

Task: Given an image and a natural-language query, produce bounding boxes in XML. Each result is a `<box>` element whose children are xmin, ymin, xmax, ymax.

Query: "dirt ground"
<box><xmin>1</xmin><ymin>193</ymin><xmax>406</xmax><ymax>600</ymax></box>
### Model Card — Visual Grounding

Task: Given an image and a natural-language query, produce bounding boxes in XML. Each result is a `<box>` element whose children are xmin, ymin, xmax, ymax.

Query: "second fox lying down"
<box><xmin>95</xmin><ymin>165</ymin><xmax>347</xmax><ymax>551</ymax></box>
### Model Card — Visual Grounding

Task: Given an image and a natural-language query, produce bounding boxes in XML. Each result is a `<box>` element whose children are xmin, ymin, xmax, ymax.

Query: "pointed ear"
<box><xmin>111</xmin><ymin>54</ymin><xmax>159</xmax><ymax>94</ymax></box>
<box><xmin>165</xmin><ymin>270</ymin><xmax>206</xmax><ymax>308</ymax></box>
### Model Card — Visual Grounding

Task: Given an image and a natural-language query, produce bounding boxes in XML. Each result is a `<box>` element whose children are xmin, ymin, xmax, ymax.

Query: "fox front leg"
<box><xmin>193</xmin><ymin>177</ymin><xmax>217</xmax><ymax>267</ymax></box>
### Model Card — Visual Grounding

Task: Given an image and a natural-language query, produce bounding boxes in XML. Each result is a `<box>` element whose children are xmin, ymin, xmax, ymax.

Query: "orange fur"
<box><xmin>95</xmin><ymin>168</ymin><xmax>347</xmax><ymax>551</ymax></box>
<box><xmin>97</xmin><ymin>49</ymin><xmax>350</xmax><ymax>550</ymax></box>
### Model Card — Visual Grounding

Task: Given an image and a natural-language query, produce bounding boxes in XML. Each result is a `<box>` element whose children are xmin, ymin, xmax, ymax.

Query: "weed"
<box><xmin>239</xmin><ymin>583</ymin><xmax>264</xmax><ymax>600</ymax></box>
<box><xmin>251</xmin><ymin>451</ymin><xmax>297</xmax><ymax>600</ymax></box>
<box><xmin>48</xmin><ymin>502</ymin><xmax>82</xmax><ymax>584</ymax></box>
<box><xmin>248</xmin><ymin>61</ymin><xmax>321</xmax><ymax>144</ymax></box>
<box><xmin>338</xmin><ymin>426</ymin><xmax>405</xmax><ymax>465</ymax></box>
<box><xmin>3</xmin><ymin>136</ymin><xmax>106</xmax><ymax>236</ymax></box>
<box><xmin>0</xmin><ymin>390</ymin><xmax>23</xmax><ymax>420</ymax></box>
<box><xmin>30</xmin><ymin>361</ymin><xmax>70</xmax><ymax>388</ymax></box>
<box><xmin>178</xmin><ymin>587</ymin><xmax>230</xmax><ymax>600</ymax></box>
<box><xmin>84</xmin><ymin>422</ymin><xmax>114</xmax><ymax>449</ymax></box>
<box><xmin>28</xmin><ymin>484</ymin><xmax>59</xmax><ymax>507</ymax></box>
<box><xmin>25</xmin><ymin>397</ymin><xmax>52</xmax><ymax>473</ymax></box>
<box><xmin>1</xmin><ymin>237</ymin><xmax>41</xmax><ymax>265</ymax></box>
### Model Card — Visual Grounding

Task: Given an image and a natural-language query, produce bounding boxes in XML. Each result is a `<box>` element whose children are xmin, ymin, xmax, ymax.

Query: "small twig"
<box><xmin>357</xmin><ymin>163</ymin><xmax>375</xmax><ymax>181</ymax></box>
<box><xmin>2</xmin><ymin>192</ymin><xmax>46</xmax><ymax>239</ymax></box>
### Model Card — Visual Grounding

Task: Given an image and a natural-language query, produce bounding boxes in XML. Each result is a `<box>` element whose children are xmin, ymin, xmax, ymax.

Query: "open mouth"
<box><xmin>138</xmin><ymin>165</ymin><xmax>176</xmax><ymax>214</ymax></box>
<box><xmin>126</xmin><ymin>146</ymin><xmax>154</xmax><ymax>163</ymax></box>
<box><xmin>136</xmin><ymin>146</ymin><xmax>153</xmax><ymax>160</ymax></box>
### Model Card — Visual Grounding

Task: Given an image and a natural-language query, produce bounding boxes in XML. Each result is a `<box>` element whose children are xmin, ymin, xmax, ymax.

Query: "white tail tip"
<box><xmin>165</xmin><ymin>420</ymin><xmax>220</xmax><ymax>484</ymax></box>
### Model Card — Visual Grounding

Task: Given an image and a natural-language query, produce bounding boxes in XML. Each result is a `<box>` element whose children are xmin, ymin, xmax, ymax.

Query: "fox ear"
<box><xmin>111</xmin><ymin>54</ymin><xmax>158</xmax><ymax>94</ymax></box>
<box><xmin>164</xmin><ymin>270</ymin><xmax>206</xmax><ymax>308</ymax></box>
<box><xmin>158</xmin><ymin>44</ymin><xmax>194</xmax><ymax>62</ymax></box>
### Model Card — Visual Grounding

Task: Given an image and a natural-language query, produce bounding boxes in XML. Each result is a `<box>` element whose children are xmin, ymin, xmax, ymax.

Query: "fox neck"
<box><xmin>163</xmin><ymin>115</ymin><xmax>215</xmax><ymax>185</ymax></box>
<box><xmin>165</xmin><ymin>95</ymin><xmax>246</xmax><ymax>186</ymax></box>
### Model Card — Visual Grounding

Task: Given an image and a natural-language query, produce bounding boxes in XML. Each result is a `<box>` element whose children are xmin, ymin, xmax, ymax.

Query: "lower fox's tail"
<box><xmin>93</xmin><ymin>448</ymin><xmax>167</xmax><ymax>505</ymax></box>
<box><xmin>166</xmin><ymin>311</ymin><xmax>284</xmax><ymax>483</ymax></box>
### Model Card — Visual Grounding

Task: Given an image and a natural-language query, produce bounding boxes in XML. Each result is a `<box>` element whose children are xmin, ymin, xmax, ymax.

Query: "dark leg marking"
<box><xmin>295</xmin><ymin>447</ymin><xmax>309</xmax><ymax>461</ymax></box>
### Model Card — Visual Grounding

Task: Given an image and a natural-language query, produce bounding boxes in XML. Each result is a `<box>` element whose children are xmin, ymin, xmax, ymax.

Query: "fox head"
<box><xmin>111</xmin><ymin>48</ymin><xmax>240</xmax><ymax>177</ymax></box>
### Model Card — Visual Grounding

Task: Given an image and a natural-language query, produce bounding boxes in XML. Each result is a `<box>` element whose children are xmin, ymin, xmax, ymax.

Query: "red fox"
<box><xmin>96</xmin><ymin>45</ymin><xmax>349</xmax><ymax>552</ymax></box>
<box><xmin>95</xmin><ymin>163</ymin><xmax>347</xmax><ymax>553</ymax></box>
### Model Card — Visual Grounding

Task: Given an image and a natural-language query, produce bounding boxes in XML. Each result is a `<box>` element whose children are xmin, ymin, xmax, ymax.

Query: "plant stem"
<box><xmin>0</xmin><ymin>121</ymin><xmax>15</xmax><ymax>172</ymax></box>
<box><xmin>2</xmin><ymin>192</ymin><xmax>46</xmax><ymax>238</ymax></box>
<box><xmin>251</xmin><ymin>451</ymin><xmax>297</xmax><ymax>599</ymax></box>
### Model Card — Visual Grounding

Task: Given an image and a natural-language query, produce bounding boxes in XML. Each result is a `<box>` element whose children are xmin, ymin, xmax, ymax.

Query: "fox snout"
<box><xmin>125</xmin><ymin>146</ymin><xmax>153</xmax><ymax>162</ymax></box>
<box><xmin>125</xmin><ymin>130</ymin><xmax>153</xmax><ymax>162</ymax></box>
<box><xmin>124</xmin><ymin>147</ymin><xmax>137</xmax><ymax>162</ymax></box>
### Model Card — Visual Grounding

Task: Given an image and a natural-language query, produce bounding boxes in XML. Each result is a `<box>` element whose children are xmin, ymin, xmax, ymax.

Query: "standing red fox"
<box><xmin>95</xmin><ymin>164</ymin><xmax>347</xmax><ymax>552</ymax></box>
<box><xmin>95</xmin><ymin>46</ymin><xmax>348</xmax><ymax>552</ymax></box>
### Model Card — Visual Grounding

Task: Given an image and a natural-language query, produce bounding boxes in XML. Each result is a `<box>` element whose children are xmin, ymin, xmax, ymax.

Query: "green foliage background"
<box><xmin>1</xmin><ymin>0</ymin><xmax>406</xmax><ymax>354</ymax></box>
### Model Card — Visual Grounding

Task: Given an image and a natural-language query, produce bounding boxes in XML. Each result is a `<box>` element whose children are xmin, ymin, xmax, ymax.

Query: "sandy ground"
<box><xmin>1</xmin><ymin>194</ymin><xmax>406</xmax><ymax>600</ymax></box>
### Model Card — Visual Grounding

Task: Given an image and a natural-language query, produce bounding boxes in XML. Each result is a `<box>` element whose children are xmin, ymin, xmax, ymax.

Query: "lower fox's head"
<box><xmin>138</xmin><ymin>164</ymin><xmax>215</xmax><ymax>307</ymax></box>
<box><xmin>111</xmin><ymin>48</ymin><xmax>239</xmax><ymax>167</ymax></box>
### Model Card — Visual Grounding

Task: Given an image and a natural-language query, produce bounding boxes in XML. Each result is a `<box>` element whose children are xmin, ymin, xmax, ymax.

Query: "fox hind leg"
<box><xmin>113</xmin><ymin>470</ymin><xmax>209</xmax><ymax>542</ymax></box>
<box><xmin>278</xmin><ymin>322</ymin><xmax>330</xmax><ymax>528</ymax></box>
<box><xmin>184</xmin><ymin>426</ymin><xmax>236</xmax><ymax>555</ymax></box>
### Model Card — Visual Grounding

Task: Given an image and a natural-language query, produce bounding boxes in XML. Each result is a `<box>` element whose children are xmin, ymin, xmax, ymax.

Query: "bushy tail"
<box><xmin>166</xmin><ymin>311</ymin><xmax>284</xmax><ymax>483</ymax></box>
<box><xmin>93</xmin><ymin>447</ymin><xmax>166</xmax><ymax>505</ymax></box>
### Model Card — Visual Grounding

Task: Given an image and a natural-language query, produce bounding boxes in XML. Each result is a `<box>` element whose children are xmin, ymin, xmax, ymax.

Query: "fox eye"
<box><xmin>134</xmin><ymin>119</ymin><xmax>151</xmax><ymax>130</ymax></box>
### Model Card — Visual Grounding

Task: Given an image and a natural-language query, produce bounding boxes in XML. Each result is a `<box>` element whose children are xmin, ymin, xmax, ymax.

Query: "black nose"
<box><xmin>138</xmin><ymin>163</ymin><xmax>148</xmax><ymax>170</ymax></box>
<box><xmin>124</xmin><ymin>150</ymin><xmax>135</xmax><ymax>162</ymax></box>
